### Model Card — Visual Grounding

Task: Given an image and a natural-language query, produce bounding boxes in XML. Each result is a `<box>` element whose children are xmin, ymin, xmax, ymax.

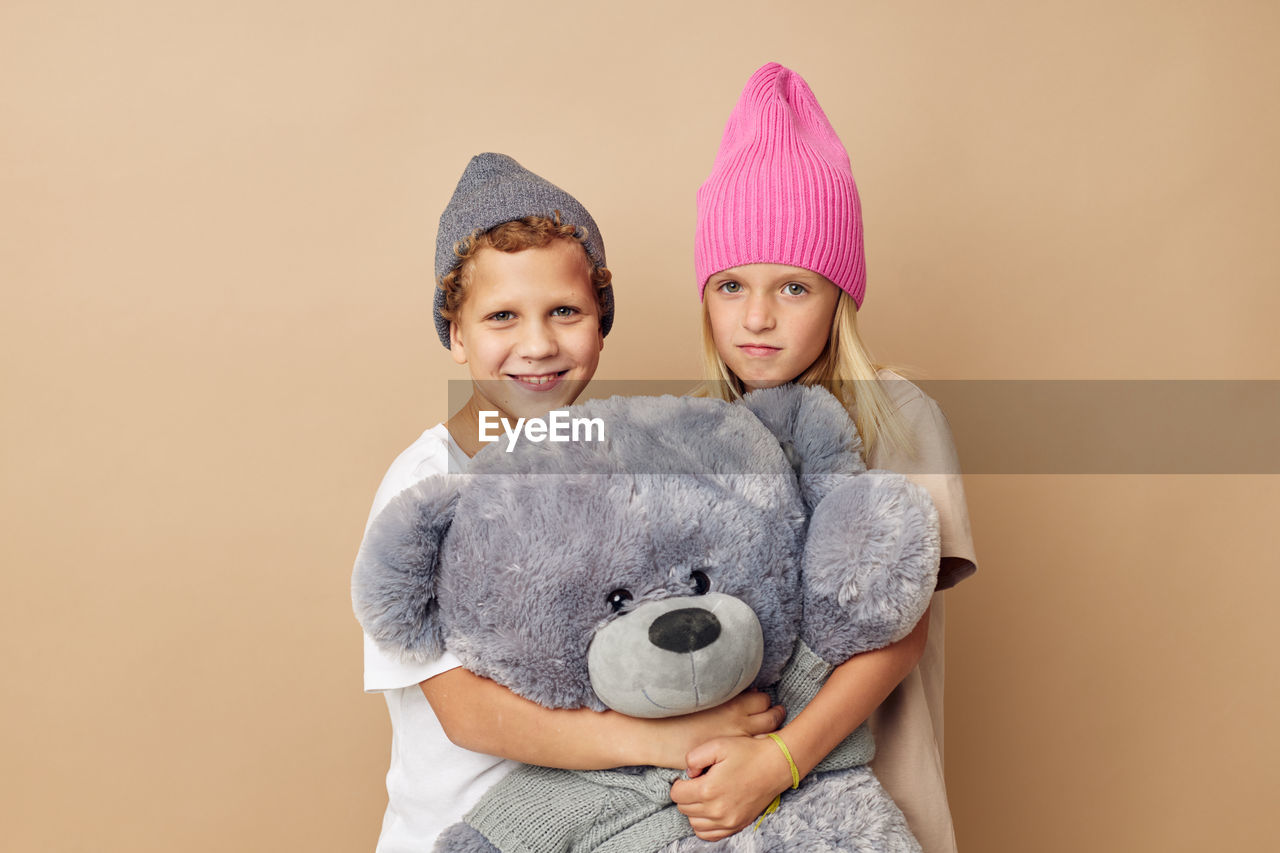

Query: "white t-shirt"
<box><xmin>359</xmin><ymin>424</ymin><xmax>516</xmax><ymax>853</ymax></box>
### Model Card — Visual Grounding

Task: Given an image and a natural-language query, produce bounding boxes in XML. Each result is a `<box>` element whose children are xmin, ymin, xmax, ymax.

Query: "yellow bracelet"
<box><xmin>766</xmin><ymin>732</ymin><xmax>801</xmax><ymax>790</ymax></box>
<box><xmin>753</xmin><ymin>733</ymin><xmax>801</xmax><ymax>832</ymax></box>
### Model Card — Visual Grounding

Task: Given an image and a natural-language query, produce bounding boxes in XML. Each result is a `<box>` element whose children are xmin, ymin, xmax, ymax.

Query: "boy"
<box><xmin>358</xmin><ymin>152</ymin><xmax>614</xmax><ymax>850</ymax></box>
<box><xmin>357</xmin><ymin>153</ymin><xmax>781</xmax><ymax>851</ymax></box>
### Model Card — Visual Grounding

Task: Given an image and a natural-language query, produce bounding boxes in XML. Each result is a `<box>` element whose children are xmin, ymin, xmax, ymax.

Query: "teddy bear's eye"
<box><xmin>606</xmin><ymin>589</ymin><xmax>633</xmax><ymax>613</ymax></box>
<box><xmin>691</xmin><ymin>570</ymin><xmax>711</xmax><ymax>595</ymax></box>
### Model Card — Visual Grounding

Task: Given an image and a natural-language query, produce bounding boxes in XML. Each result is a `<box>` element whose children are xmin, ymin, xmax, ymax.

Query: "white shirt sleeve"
<box><xmin>363</xmin><ymin>633</ymin><xmax>464</xmax><ymax>693</ymax></box>
<box><xmin>358</xmin><ymin>425</ymin><xmax>468</xmax><ymax>693</ymax></box>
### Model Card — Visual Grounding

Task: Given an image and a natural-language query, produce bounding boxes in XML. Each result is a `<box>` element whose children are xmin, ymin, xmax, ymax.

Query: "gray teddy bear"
<box><xmin>353</xmin><ymin>384</ymin><xmax>940</xmax><ymax>852</ymax></box>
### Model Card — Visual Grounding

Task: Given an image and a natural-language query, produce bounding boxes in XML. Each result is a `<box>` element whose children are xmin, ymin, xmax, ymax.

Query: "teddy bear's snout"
<box><xmin>647</xmin><ymin>608</ymin><xmax>721</xmax><ymax>653</ymax></box>
<box><xmin>586</xmin><ymin>593</ymin><xmax>765</xmax><ymax>718</ymax></box>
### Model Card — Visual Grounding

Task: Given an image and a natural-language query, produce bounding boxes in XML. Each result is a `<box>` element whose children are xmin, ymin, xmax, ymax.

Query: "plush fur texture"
<box><xmin>351</xmin><ymin>385</ymin><xmax>940</xmax><ymax>852</ymax></box>
<box><xmin>437</xmin><ymin>823</ymin><xmax>506</xmax><ymax>853</ymax></box>
<box><xmin>735</xmin><ymin>385</ymin><xmax>869</xmax><ymax>510</ymax></box>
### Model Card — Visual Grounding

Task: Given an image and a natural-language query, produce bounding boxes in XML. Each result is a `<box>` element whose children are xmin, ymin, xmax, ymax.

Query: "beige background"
<box><xmin>3</xmin><ymin>1</ymin><xmax>1278</xmax><ymax>850</ymax></box>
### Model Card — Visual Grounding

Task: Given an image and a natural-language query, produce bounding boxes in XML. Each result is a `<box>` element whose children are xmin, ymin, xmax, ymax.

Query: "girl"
<box><xmin>669</xmin><ymin>63</ymin><xmax>978</xmax><ymax>853</ymax></box>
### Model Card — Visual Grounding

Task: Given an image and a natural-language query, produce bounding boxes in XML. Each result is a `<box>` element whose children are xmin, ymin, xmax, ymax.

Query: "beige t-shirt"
<box><xmin>865</xmin><ymin>371</ymin><xmax>978</xmax><ymax>853</ymax></box>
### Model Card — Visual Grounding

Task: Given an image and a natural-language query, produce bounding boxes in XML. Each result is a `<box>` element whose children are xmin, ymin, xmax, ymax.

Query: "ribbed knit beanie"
<box><xmin>696</xmin><ymin>63</ymin><xmax>866</xmax><ymax>306</ymax></box>
<box><xmin>433</xmin><ymin>153</ymin><xmax>613</xmax><ymax>348</ymax></box>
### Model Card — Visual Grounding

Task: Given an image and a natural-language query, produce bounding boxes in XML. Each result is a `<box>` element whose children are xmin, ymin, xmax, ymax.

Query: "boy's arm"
<box><xmin>669</xmin><ymin>605</ymin><xmax>931</xmax><ymax>841</ymax></box>
<box><xmin>421</xmin><ymin>667</ymin><xmax>786</xmax><ymax>770</ymax></box>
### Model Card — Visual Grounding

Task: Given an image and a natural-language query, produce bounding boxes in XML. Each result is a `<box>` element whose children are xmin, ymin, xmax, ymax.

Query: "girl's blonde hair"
<box><xmin>698</xmin><ymin>290</ymin><xmax>913</xmax><ymax>463</ymax></box>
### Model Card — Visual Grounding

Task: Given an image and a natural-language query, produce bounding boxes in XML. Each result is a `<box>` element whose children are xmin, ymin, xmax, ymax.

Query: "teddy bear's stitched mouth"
<box><xmin>639</xmin><ymin>661</ymin><xmax>745</xmax><ymax>712</ymax></box>
<box><xmin>639</xmin><ymin>687</ymin><xmax>678</xmax><ymax>711</ymax></box>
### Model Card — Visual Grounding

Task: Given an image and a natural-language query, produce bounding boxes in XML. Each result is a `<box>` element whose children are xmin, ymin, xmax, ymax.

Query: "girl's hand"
<box><xmin>651</xmin><ymin>692</ymin><xmax>784</xmax><ymax>768</ymax></box>
<box><xmin>668</xmin><ymin>734</ymin><xmax>795</xmax><ymax>841</ymax></box>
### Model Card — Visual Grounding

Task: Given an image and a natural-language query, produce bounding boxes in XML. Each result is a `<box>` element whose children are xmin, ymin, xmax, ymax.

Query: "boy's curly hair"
<box><xmin>437</xmin><ymin>214</ymin><xmax>613</xmax><ymax>325</ymax></box>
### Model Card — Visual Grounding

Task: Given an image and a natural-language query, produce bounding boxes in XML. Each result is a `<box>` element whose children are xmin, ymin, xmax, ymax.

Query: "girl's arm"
<box><xmin>669</xmin><ymin>605</ymin><xmax>931</xmax><ymax>841</ymax></box>
<box><xmin>421</xmin><ymin>667</ymin><xmax>786</xmax><ymax>770</ymax></box>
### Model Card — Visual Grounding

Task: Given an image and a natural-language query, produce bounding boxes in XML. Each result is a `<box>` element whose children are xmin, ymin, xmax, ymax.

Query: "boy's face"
<box><xmin>450</xmin><ymin>239</ymin><xmax>604</xmax><ymax>420</ymax></box>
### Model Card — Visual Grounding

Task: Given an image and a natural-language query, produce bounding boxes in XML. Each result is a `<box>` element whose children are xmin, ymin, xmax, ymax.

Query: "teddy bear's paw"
<box><xmin>800</xmin><ymin>472</ymin><xmax>941</xmax><ymax>664</ymax></box>
<box><xmin>353</xmin><ymin>476</ymin><xmax>462</xmax><ymax>664</ymax></box>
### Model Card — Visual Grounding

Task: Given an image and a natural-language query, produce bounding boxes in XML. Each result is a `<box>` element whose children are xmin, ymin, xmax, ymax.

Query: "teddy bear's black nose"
<box><xmin>648</xmin><ymin>608</ymin><xmax>721</xmax><ymax>653</ymax></box>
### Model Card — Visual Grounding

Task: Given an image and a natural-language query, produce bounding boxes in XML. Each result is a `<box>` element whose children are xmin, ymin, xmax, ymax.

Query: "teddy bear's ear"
<box><xmin>737</xmin><ymin>384</ymin><xmax>867</xmax><ymax>510</ymax></box>
<box><xmin>351</xmin><ymin>475</ymin><xmax>463</xmax><ymax>664</ymax></box>
<box><xmin>798</xmin><ymin>473</ymin><xmax>940</xmax><ymax>664</ymax></box>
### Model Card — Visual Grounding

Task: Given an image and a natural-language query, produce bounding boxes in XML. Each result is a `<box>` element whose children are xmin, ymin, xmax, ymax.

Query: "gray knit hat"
<box><xmin>432</xmin><ymin>153</ymin><xmax>614</xmax><ymax>348</ymax></box>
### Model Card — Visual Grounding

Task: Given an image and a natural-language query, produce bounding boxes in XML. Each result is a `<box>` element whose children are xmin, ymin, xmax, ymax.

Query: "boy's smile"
<box><xmin>448</xmin><ymin>239</ymin><xmax>603</xmax><ymax>452</ymax></box>
<box><xmin>704</xmin><ymin>263</ymin><xmax>840</xmax><ymax>390</ymax></box>
<box><xmin>510</xmin><ymin>370</ymin><xmax>568</xmax><ymax>390</ymax></box>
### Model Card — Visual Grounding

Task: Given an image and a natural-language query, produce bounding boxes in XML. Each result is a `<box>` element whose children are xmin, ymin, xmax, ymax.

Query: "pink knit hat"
<box><xmin>696</xmin><ymin>62</ymin><xmax>866</xmax><ymax>306</ymax></box>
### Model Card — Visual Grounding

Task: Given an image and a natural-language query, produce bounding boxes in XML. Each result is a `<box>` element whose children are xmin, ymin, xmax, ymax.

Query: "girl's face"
<box><xmin>704</xmin><ymin>263</ymin><xmax>840</xmax><ymax>390</ymax></box>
